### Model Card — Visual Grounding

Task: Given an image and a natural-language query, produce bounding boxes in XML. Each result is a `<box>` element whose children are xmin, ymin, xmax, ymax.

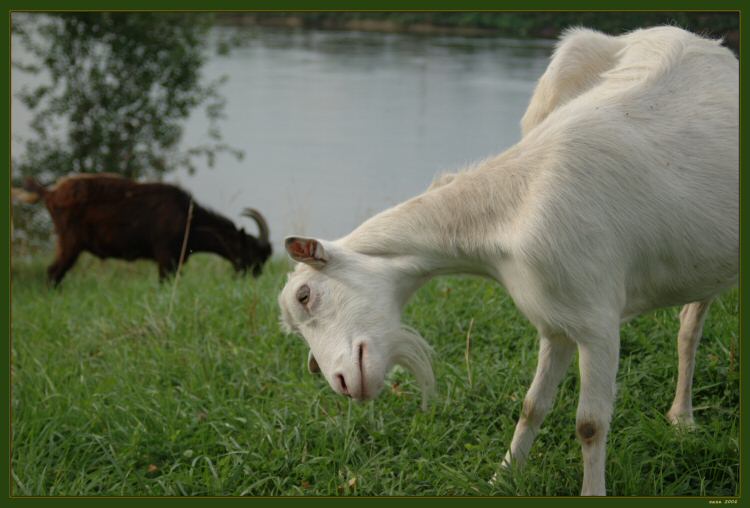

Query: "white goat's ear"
<box><xmin>307</xmin><ymin>350</ymin><xmax>321</xmax><ymax>375</ymax></box>
<box><xmin>285</xmin><ymin>236</ymin><xmax>329</xmax><ymax>268</ymax></box>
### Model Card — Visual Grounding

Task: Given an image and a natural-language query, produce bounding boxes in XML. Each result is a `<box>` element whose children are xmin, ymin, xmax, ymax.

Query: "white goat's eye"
<box><xmin>296</xmin><ymin>284</ymin><xmax>310</xmax><ymax>305</ymax></box>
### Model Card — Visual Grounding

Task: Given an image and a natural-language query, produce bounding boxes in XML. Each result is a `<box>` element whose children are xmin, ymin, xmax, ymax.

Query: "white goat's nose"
<box><xmin>333</xmin><ymin>342</ymin><xmax>368</xmax><ymax>400</ymax></box>
<box><xmin>335</xmin><ymin>373</ymin><xmax>351</xmax><ymax>397</ymax></box>
<box><xmin>307</xmin><ymin>350</ymin><xmax>321</xmax><ymax>374</ymax></box>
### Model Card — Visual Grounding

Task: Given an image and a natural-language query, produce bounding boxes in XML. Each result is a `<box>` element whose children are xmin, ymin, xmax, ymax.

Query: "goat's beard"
<box><xmin>389</xmin><ymin>326</ymin><xmax>435</xmax><ymax>410</ymax></box>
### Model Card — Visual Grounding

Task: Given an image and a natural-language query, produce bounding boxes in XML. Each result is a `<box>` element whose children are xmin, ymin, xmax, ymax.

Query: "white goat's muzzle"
<box><xmin>325</xmin><ymin>340</ymin><xmax>382</xmax><ymax>401</ymax></box>
<box><xmin>309</xmin><ymin>329</ymin><xmax>435</xmax><ymax>409</ymax></box>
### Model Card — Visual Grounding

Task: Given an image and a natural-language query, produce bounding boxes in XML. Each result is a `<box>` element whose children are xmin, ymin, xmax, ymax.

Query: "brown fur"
<box><xmin>22</xmin><ymin>174</ymin><xmax>272</xmax><ymax>286</ymax></box>
<box><xmin>577</xmin><ymin>421</ymin><xmax>598</xmax><ymax>444</ymax></box>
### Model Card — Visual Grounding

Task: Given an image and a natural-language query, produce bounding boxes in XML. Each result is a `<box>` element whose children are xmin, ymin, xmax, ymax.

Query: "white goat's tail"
<box><xmin>521</xmin><ymin>27</ymin><xmax>624</xmax><ymax>136</ymax></box>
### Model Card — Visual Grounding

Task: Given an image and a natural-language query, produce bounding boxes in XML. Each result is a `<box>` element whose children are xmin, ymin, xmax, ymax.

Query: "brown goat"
<box><xmin>16</xmin><ymin>174</ymin><xmax>272</xmax><ymax>286</ymax></box>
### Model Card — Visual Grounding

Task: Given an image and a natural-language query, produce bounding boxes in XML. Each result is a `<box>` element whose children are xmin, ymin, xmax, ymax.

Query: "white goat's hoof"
<box><xmin>489</xmin><ymin>472</ymin><xmax>498</xmax><ymax>486</ymax></box>
<box><xmin>489</xmin><ymin>452</ymin><xmax>515</xmax><ymax>486</ymax></box>
<box><xmin>667</xmin><ymin>409</ymin><xmax>696</xmax><ymax>429</ymax></box>
<box><xmin>489</xmin><ymin>468</ymin><xmax>508</xmax><ymax>487</ymax></box>
<box><xmin>667</xmin><ymin>407</ymin><xmax>696</xmax><ymax>430</ymax></box>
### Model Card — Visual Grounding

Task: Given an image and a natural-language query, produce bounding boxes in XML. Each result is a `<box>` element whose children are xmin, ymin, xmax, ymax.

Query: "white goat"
<box><xmin>278</xmin><ymin>26</ymin><xmax>738</xmax><ymax>496</ymax></box>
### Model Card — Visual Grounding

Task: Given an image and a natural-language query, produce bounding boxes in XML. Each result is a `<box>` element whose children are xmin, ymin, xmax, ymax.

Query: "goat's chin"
<box><xmin>359</xmin><ymin>378</ymin><xmax>386</xmax><ymax>402</ymax></box>
<box><xmin>388</xmin><ymin>326</ymin><xmax>436</xmax><ymax>410</ymax></box>
<box><xmin>357</xmin><ymin>355</ymin><xmax>387</xmax><ymax>402</ymax></box>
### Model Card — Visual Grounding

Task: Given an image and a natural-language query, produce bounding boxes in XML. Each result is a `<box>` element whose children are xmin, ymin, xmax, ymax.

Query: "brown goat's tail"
<box><xmin>12</xmin><ymin>178</ymin><xmax>47</xmax><ymax>204</ymax></box>
<box><xmin>23</xmin><ymin>177</ymin><xmax>48</xmax><ymax>195</ymax></box>
<box><xmin>242</xmin><ymin>208</ymin><xmax>270</xmax><ymax>245</ymax></box>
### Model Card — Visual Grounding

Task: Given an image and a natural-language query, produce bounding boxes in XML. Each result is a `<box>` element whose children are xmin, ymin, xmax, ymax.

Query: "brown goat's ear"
<box><xmin>307</xmin><ymin>350</ymin><xmax>321</xmax><ymax>375</ymax></box>
<box><xmin>285</xmin><ymin>236</ymin><xmax>329</xmax><ymax>268</ymax></box>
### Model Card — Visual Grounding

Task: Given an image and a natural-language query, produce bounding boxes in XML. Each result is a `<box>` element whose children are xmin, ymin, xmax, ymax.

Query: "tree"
<box><xmin>12</xmin><ymin>12</ymin><xmax>241</xmax><ymax>182</ymax></box>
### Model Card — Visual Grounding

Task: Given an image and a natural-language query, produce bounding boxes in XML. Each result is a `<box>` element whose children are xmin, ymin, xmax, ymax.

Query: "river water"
<box><xmin>12</xmin><ymin>25</ymin><xmax>554</xmax><ymax>253</ymax></box>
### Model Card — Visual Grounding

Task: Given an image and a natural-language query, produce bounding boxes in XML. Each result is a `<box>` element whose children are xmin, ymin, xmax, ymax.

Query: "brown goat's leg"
<box><xmin>47</xmin><ymin>248</ymin><xmax>81</xmax><ymax>287</ymax></box>
<box><xmin>158</xmin><ymin>263</ymin><xmax>177</xmax><ymax>282</ymax></box>
<box><xmin>155</xmin><ymin>249</ymin><xmax>179</xmax><ymax>282</ymax></box>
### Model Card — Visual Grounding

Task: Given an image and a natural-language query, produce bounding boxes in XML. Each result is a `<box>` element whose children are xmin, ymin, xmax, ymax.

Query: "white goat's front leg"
<box><xmin>667</xmin><ymin>300</ymin><xmax>712</xmax><ymax>426</ymax></box>
<box><xmin>576</xmin><ymin>336</ymin><xmax>619</xmax><ymax>496</ymax></box>
<box><xmin>502</xmin><ymin>336</ymin><xmax>576</xmax><ymax>468</ymax></box>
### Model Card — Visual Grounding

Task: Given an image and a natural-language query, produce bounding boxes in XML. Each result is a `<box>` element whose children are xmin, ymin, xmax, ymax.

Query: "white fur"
<box><xmin>278</xmin><ymin>26</ymin><xmax>738</xmax><ymax>496</ymax></box>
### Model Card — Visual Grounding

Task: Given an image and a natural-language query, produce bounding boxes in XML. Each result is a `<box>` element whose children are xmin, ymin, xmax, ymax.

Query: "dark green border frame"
<box><xmin>1</xmin><ymin>1</ymin><xmax>745</xmax><ymax>507</ymax></box>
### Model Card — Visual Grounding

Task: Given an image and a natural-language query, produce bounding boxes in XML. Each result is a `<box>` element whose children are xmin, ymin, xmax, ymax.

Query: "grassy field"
<box><xmin>11</xmin><ymin>253</ymin><xmax>739</xmax><ymax>496</ymax></box>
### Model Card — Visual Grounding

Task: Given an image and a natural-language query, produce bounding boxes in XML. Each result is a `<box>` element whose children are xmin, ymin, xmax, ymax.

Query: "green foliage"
<box><xmin>425</xmin><ymin>12</ymin><xmax>739</xmax><ymax>37</ymax></box>
<box><xmin>13</xmin><ymin>13</ymin><xmax>242</xmax><ymax>181</ymax></box>
<box><xmin>223</xmin><ymin>12</ymin><xmax>739</xmax><ymax>51</ymax></box>
<box><xmin>11</xmin><ymin>255</ymin><xmax>739</xmax><ymax>496</ymax></box>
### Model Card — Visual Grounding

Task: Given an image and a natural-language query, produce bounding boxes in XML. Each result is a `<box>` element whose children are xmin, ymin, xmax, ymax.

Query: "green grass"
<box><xmin>11</xmin><ymin>253</ymin><xmax>739</xmax><ymax>496</ymax></box>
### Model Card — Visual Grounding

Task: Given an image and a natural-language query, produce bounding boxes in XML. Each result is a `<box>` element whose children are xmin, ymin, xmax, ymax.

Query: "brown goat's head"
<box><xmin>235</xmin><ymin>233</ymin><xmax>272</xmax><ymax>276</ymax></box>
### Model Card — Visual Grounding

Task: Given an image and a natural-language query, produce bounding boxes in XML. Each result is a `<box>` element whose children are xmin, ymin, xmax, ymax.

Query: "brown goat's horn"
<box><xmin>242</xmin><ymin>208</ymin><xmax>270</xmax><ymax>245</ymax></box>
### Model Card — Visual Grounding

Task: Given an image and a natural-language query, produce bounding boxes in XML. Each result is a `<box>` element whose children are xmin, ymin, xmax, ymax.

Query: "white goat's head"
<box><xmin>278</xmin><ymin>237</ymin><xmax>435</xmax><ymax>407</ymax></box>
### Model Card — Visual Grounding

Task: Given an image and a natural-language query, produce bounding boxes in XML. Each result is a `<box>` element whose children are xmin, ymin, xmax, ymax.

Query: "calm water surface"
<box><xmin>13</xmin><ymin>26</ymin><xmax>554</xmax><ymax>253</ymax></box>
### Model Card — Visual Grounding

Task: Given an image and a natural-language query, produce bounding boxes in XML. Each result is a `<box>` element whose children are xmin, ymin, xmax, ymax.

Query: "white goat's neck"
<box><xmin>339</xmin><ymin>147</ymin><xmax>530</xmax><ymax>305</ymax></box>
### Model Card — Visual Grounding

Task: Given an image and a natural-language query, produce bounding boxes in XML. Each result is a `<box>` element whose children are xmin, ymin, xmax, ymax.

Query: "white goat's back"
<box><xmin>506</xmin><ymin>26</ymin><xmax>738</xmax><ymax>329</ymax></box>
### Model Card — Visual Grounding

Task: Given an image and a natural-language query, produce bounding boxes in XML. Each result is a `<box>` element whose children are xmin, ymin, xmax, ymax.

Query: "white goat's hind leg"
<box><xmin>576</xmin><ymin>336</ymin><xmax>619</xmax><ymax>496</ymax></box>
<box><xmin>502</xmin><ymin>336</ymin><xmax>576</xmax><ymax>469</ymax></box>
<box><xmin>667</xmin><ymin>300</ymin><xmax>712</xmax><ymax>426</ymax></box>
